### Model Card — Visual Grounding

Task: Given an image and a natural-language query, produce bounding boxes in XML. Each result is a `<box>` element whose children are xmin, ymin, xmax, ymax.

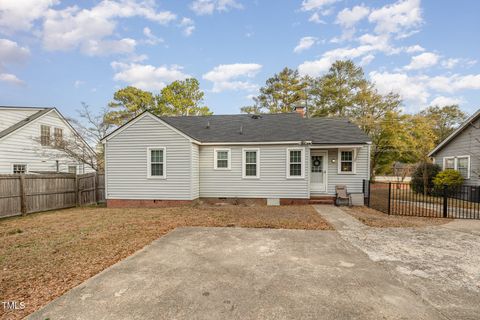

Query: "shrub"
<box><xmin>433</xmin><ymin>169</ymin><xmax>464</xmax><ymax>193</ymax></box>
<box><xmin>411</xmin><ymin>162</ymin><xmax>441</xmax><ymax>194</ymax></box>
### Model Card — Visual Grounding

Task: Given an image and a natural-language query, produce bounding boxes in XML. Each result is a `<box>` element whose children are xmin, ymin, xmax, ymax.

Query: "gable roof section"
<box><xmin>103</xmin><ymin>111</ymin><xmax>370</xmax><ymax>144</ymax></box>
<box><xmin>0</xmin><ymin>106</ymin><xmax>96</xmax><ymax>155</ymax></box>
<box><xmin>428</xmin><ymin>109</ymin><xmax>480</xmax><ymax>157</ymax></box>
<box><xmin>0</xmin><ymin>108</ymin><xmax>53</xmax><ymax>139</ymax></box>
<box><xmin>160</xmin><ymin>113</ymin><xmax>370</xmax><ymax>144</ymax></box>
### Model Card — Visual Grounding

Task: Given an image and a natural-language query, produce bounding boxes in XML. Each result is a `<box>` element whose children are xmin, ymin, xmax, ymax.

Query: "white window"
<box><xmin>443</xmin><ymin>157</ymin><xmax>455</xmax><ymax>170</ymax></box>
<box><xmin>443</xmin><ymin>156</ymin><xmax>470</xmax><ymax>179</ymax></box>
<box><xmin>68</xmin><ymin>165</ymin><xmax>77</xmax><ymax>174</ymax></box>
<box><xmin>286</xmin><ymin>148</ymin><xmax>305</xmax><ymax>178</ymax></box>
<box><xmin>40</xmin><ymin>125</ymin><xmax>50</xmax><ymax>146</ymax></box>
<box><xmin>457</xmin><ymin>156</ymin><xmax>470</xmax><ymax>179</ymax></box>
<box><xmin>242</xmin><ymin>148</ymin><xmax>260</xmax><ymax>179</ymax></box>
<box><xmin>338</xmin><ymin>149</ymin><xmax>355</xmax><ymax>174</ymax></box>
<box><xmin>147</xmin><ymin>147</ymin><xmax>166</xmax><ymax>178</ymax></box>
<box><xmin>13</xmin><ymin>164</ymin><xmax>27</xmax><ymax>174</ymax></box>
<box><xmin>214</xmin><ymin>148</ymin><xmax>231</xmax><ymax>170</ymax></box>
<box><xmin>54</xmin><ymin>128</ymin><xmax>63</xmax><ymax>147</ymax></box>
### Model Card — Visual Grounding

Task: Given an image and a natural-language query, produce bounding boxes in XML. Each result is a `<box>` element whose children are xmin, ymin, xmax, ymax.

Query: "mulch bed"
<box><xmin>342</xmin><ymin>206</ymin><xmax>451</xmax><ymax>228</ymax></box>
<box><xmin>0</xmin><ymin>205</ymin><xmax>331</xmax><ymax>319</ymax></box>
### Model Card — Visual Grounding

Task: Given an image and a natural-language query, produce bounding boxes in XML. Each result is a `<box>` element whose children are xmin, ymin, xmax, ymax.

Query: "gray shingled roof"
<box><xmin>159</xmin><ymin>113</ymin><xmax>370</xmax><ymax>144</ymax></box>
<box><xmin>0</xmin><ymin>108</ymin><xmax>53</xmax><ymax>139</ymax></box>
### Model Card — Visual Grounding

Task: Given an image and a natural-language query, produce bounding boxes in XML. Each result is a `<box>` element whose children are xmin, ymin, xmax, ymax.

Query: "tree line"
<box><xmin>72</xmin><ymin>60</ymin><xmax>467</xmax><ymax>176</ymax></box>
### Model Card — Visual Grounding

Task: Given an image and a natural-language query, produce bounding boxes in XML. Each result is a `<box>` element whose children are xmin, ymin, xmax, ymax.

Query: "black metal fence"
<box><xmin>363</xmin><ymin>180</ymin><xmax>480</xmax><ymax>219</ymax></box>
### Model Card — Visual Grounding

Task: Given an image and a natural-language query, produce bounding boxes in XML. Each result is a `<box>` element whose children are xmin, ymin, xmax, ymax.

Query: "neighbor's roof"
<box><xmin>158</xmin><ymin>113</ymin><xmax>371</xmax><ymax>144</ymax></box>
<box><xmin>0</xmin><ymin>107</ymin><xmax>53</xmax><ymax>139</ymax></box>
<box><xmin>428</xmin><ymin>108</ymin><xmax>480</xmax><ymax>157</ymax></box>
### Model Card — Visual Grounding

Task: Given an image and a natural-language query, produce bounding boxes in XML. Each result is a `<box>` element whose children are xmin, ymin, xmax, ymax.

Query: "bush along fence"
<box><xmin>363</xmin><ymin>180</ymin><xmax>480</xmax><ymax>220</ymax></box>
<box><xmin>0</xmin><ymin>172</ymin><xmax>105</xmax><ymax>218</ymax></box>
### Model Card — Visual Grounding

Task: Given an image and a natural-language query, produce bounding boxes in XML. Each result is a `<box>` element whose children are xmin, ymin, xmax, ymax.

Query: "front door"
<box><xmin>310</xmin><ymin>151</ymin><xmax>327</xmax><ymax>193</ymax></box>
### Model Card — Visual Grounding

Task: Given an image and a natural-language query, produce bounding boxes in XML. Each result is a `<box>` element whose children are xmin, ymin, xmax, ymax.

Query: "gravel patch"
<box><xmin>316</xmin><ymin>205</ymin><xmax>480</xmax><ymax>320</ymax></box>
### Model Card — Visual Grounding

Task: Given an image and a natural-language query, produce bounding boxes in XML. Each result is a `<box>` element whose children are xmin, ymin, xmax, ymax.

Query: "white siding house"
<box><xmin>0</xmin><ymin>106</ymin><xmax>96</xmax><ymax>174</ymax></box>
<box><xmin>102</xmin><ymin>111</ymin><xmax>371</xmax><ymax>206</ymax></box>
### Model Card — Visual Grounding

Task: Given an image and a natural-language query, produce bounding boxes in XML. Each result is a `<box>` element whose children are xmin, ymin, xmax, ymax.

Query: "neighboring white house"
<box><xmin>102</xmin><ymin>107</ymin><xmax>372</xmax><ymax>206</ymax></box>
<box><xmin>0</xmin><ymin>106</ymin><xmax>96</xmax><ymax>174</ymax></box>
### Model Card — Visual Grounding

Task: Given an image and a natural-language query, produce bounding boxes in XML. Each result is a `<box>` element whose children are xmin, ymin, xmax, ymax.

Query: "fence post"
<box><xmin>387</xmin><ymin>182</ymin><xmax>391</xmax><ymax>215</ymax></box>
<box><xmin>75</xmin><ymin>175</ymin><xmax>80</xmax><ymax>207</ymax></box>
<box><xmin>19</xmin><ymin>175</ymin><xmax>27</xmax><ymax>215</ymax></box>
<box><xmin>93</xmin><ymin>173</ymin><xmax>97</xmax><ymax>204</ymax></box>
<box><xmin>443</xmin><ymin>185</ymin><xmax>448</xmax><ymax>218</ymax></box>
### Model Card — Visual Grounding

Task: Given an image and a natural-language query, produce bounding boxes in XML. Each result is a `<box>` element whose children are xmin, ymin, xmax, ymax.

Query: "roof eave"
<box><xmin>428</xmin><ymin>108</ymin><xmax>480</xmax><ymax>157</ymax></box>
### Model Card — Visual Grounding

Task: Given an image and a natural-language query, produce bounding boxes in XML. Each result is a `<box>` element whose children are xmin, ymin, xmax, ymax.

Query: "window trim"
<box><xmin>444</xmin><ymin>155</ymin><xmax>470</xmax><ymax>179</ymax></box>
<box><xmin>457</xmin><ymin>155</ymin><xmax>470</xmax><ymax>179</ymax></box>
<box><xmin>12</xmin><ymin>163</ymin><xmax>28</xmax><ymax>174</ymax></box>
<box><xmin>286</xmin><ymin>147</ymin><xmax>305</xmax><ymax>179</ymax></box>
<box><xmin>40</xmin><ymin>124</ymin><xmax>51</xmax><ymax>146</ymax></box>
<box><xmin>242</xmin><ymin>148</ymin><xmax>260</xmax><ymax>179</ymax></box>
<box><xmin>338</xmin><ymin>149</ymin><xmax>356</xmax><ymax>174</ymax></box>
<box><xmin>443</xmin><ymin>156</ymin><xmax>455</xmax><ymax>170</ymax></box>
<box><xmin>147</xmin><ymin>147</ymin><xmax>166</xmax><ymax>179</ymax></box>
<box><xmin>54</xmin><ymin>127</ymin><xmax>63</xmax><ymax>147</ymax></box>
<box><xmin>213</xmin><ymin>148</ymin><xmax>231</xmax><ymax>170</ymax></box>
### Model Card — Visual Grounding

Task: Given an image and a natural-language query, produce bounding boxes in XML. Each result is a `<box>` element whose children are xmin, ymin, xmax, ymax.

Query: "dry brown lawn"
<box><xmin>342</xmin><ymin>206</ymin><xmax>451</xmax><ymax>228</ymax></box>
<box><xmin>0</xmin><ymin>205</ymin><xmax>331</xmax><ymax>319</ymax></box>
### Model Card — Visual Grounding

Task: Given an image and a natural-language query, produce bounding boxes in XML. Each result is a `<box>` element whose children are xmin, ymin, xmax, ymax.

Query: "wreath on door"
<box><xmin>313</xmin><ymin>159</ymin><xmax>321</xmax><ymax>167</ymax></box>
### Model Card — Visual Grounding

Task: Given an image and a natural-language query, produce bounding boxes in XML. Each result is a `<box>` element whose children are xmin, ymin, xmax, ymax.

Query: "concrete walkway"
<box><xmin>29</xmin><ymin>227</ymin><xmax>445</xmax><ymax>320</ymax></box>
<box><xmin>315</xmin><ymin>205</ymin><xmax>480</xmax><ymax>320</ymax></box>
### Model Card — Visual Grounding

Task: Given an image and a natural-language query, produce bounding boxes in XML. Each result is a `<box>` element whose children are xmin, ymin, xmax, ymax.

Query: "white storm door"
<box><xmin>310</xmin><ymin>151</ymin><xmax>327</xmax><ymax>193</ymax></box>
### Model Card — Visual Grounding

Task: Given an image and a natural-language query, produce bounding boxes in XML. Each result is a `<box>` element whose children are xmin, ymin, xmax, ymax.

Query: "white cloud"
<box><xmin>369</xmin><ymin>71</ymin><xmax>480</xmax><ymax>110</ymax></box>
<box><xmin>190</xmin><ymin>0</ymin><xmax>242</xmax><ymax>15</ymax></box>
<box><xmin>0</xmin><ymin>39</ymin><xmax>30</xmax><ymax>85</ymax></box>
<box><xmin>0</xmin><ymin>73</ymin><xmax>24</xmax><ymax>85</ymax></box>
<box><xmin>369</xmin><ymin>71</ymin><xmax>430</xmax><ymax>107</ymax></box>
<box><xmin>368</xmin><ymin>0</ymin><xmax>422</xmax><ymax>37</ymax></box>
<box><xmin>360</xmin><ymin>54</ymin><xmax>375</xmax><ymax>66</ymax></box>
<box><xmin>0</xmin><ymin>39</ymin><xmax>30</xmax><ymax>65</ymax></box>
<box><xmin>336</xmin><ymin>5</ymin><xmax>370</xmax><ymax>29</ymax></box>
<box><xmin>299</xmin><ymin>44</ymin><xmax>379</xmax><ymax>76</ymax></box>
<box><xmin>426</xmin><ymin>74</ymin><xmax>480</xmax><ymax>93</ymax></box>
<box><xmin>440</xmin><ymin>58</ymin><xmax>476</xmax><ymax>69</ymax></box>
<box><xmin>111</xmin><ymin>62</ymin><xmax>190</xmax><ymax>91</ymax></box>
<box><xmin>404</xmin><ymin>52</ymin><xmax>440</xmax><ymax>70</ymax></box>
<box><xmin>74</xmin><ymin>80</ymin><xmax>84</xmax><ymax>88</ymax></box>
<box><xmin>301</xmin><ymin>0</ymin><xmax>339</xmax><ymax>11</ymax></box>
<box><xmin>203</xmin><ymin>63</ymin><xmax>262</xmax><ymax>92</ymax></box>
<box><xmin>0</xmin><ymin>0</ymin><xmax>58</xmax><ymax>34</ymax></box>
<box><xmin>143</xmin><ymin>27</ymin><xmax>164</xmax><ymax>45</ymax></box>
<box><xmin>179</xmin><ymin>18</ymin><xmax>195</xmax><ymax>36</ymax></box>
<box><xmin>294</xmin><ymin>36</ymin><xmax>317</xmax><ymax>53</ymax></box>
<box><xmin>405</xmin><ymin>44</ymin><xmax>425</xmax><ymax>53</ymax></box>
<box><xmin>84</xmin><ymin>38</ymin><xmax>137</xmax><ymax>56</ymax></box>
<box><xmin>308</xmin><ymin>12</ymin><xmax>325</xmax><ymax>24</ymax></box>
<box><xmin>441</xmin><ymin>58</ymin><xmax>459</xmax><ymax>69</ymax></box>
<box><xmin>42</xmin><ymin>1</ymin><xmax>176</xmax><ymax>56</ymax></box>
<box><xmin>429</xmin><ymin>96</ymin><xmax>464</xmax><ymax>107</ymax></box>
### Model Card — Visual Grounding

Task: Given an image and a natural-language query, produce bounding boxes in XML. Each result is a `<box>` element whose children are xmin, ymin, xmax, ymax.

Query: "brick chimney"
<box><xmin>294</xmin><ymin>106</ymin><xmax>305</xmax><ymax>118</ymax></box>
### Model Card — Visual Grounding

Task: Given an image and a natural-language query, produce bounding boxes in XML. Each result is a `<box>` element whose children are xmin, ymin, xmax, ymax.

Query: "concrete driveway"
<box><xmin>30</xmin><ymin>227</ymin><xmax>444</xmax><ymax>320</ymax></box>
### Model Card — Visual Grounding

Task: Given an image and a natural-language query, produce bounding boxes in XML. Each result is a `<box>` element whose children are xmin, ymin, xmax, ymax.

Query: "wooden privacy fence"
<box><xmin>0</xmin><ymin>173</ymin><xmax>105</xmax><ymax>218</ymax></box>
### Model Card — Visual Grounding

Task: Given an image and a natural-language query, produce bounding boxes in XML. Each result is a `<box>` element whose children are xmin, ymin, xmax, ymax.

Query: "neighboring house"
<box><xmin>429</xmin><ymin>109</ymin><xmax>480</xmax><ymax>185</ymax></box>
<box><xmin>102</xmin><ymin>107</ymin><xmax>371</xmax><ymax>206</ymax></box>
<box><xmin>0</xmin><ymin>106</ymin><xmax>96</xmax><ymax>174</ymax></box>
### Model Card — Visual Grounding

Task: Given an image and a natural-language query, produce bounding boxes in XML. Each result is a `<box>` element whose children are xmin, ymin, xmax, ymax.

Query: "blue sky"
<box><xmin>1</xmin><ymin>0</ymin><xmax>480</xmax><ymax>118</ymax></box>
